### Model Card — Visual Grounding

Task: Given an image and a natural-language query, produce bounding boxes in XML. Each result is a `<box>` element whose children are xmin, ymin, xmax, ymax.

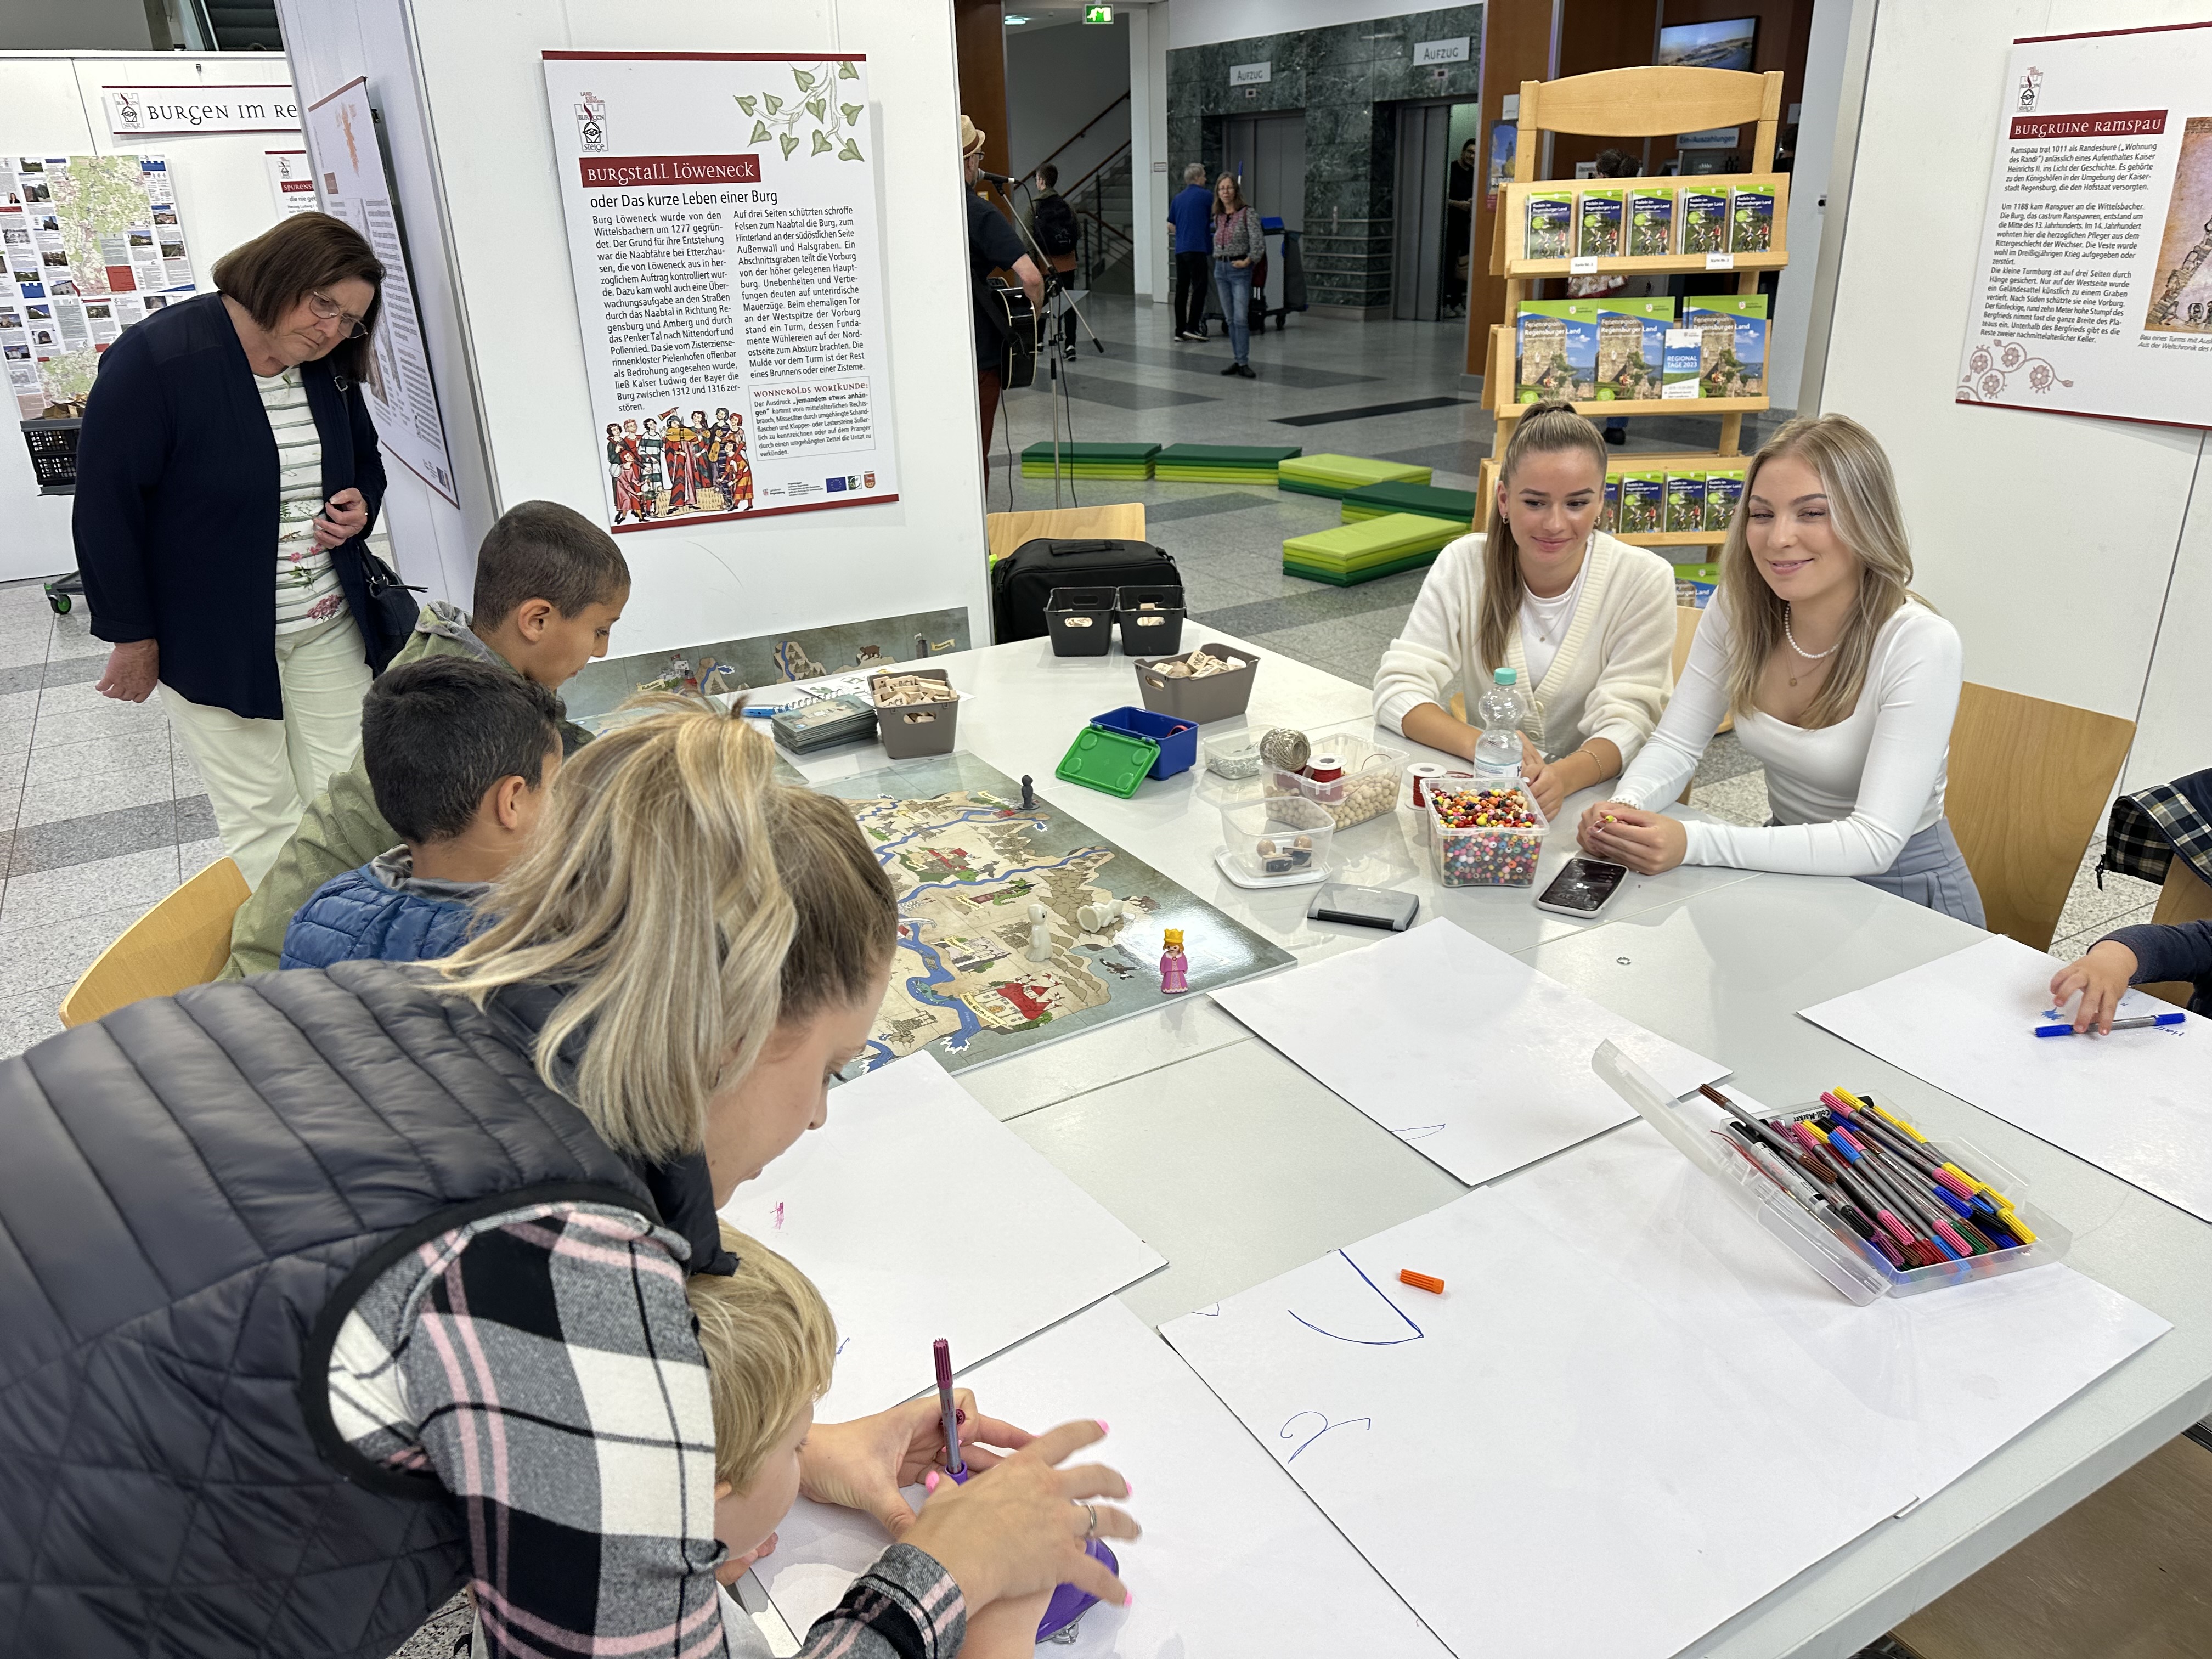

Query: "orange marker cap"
<box><xmin>1398</xmin><ymin>1269</ymin><xmax>1445</xmax><ymax>1295</ymax></box>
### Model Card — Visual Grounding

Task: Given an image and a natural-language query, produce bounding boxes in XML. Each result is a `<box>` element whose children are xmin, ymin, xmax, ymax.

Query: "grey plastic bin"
<box><xmin>1131</xmin><ymin>642</ymin><xmax>1258</xmax><ymax>724</ymax></box>
<box><xmin>871</xmin><ymin>668</ymin><xmax>960</xmax><ymax>759</ymax></box>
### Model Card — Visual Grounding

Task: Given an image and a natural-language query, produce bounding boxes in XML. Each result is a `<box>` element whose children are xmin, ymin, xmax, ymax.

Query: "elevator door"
<box><xmin>1393</xmin><ymin>102</ymin><xmax>1454</xmax><ymax>320</ymax></box>
<box><xmin>1223</xmin><ymin>111</ymin><xmax>1305</xmax><ymax>315</ymax></box>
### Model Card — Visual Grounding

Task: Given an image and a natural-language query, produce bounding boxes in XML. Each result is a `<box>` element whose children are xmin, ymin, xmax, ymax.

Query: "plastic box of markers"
<box><xmin>1592</xmin><ymin>1042</ymin><xmax>2071</xmax><ymax>1306</ymax></box>
<box><xmin>1722</xmin><ymin>1106</ymin><xmax>2072</xmax><ymax>1299</ymax></box>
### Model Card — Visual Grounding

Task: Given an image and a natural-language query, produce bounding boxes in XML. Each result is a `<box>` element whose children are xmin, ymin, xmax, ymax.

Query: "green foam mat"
<box><xmin>1020</xmin><ymin>464</ymin><xmax>1154</xmax><ymax>479</ymax></box>
<box><xmin>1340</xmin><ymin>481</ymin><xmax>1480</xmax><ymax>524</ymax></box>
<box><xmin>1283</xmin><ymin>513</ymin><xmax>1464</xmax><ymax>567</ymax></box>
<box><xmin>1284</xmin><ymin>550</ymin><xmax>1441</xmax><ymax>586</ymax></box>
<box><xmin>1020</xmin><ymin>441</ymin><xmax>1161</xmax><ymax>462</ymax></box>
<box><xmin>1155</xmin><ymin>467</ymin><xmax>1283</xmax><ymax>483</ymax></box>
<box><xmin>1277</xmin><ymin>454</ymin><xmax>1433</xmax><ymax>498</ymax></box>
<box><xmin>1154</xmin><ymin>443</ymin><xmax>1304</xmax><ymax>466</ymax></box>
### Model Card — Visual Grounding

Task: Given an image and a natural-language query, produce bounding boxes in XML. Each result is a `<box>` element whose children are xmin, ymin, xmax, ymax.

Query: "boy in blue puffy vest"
<box><xmin>280</xmin><ymin>657</ymin><xmax>563</xmax><ymax>970</ymax></box>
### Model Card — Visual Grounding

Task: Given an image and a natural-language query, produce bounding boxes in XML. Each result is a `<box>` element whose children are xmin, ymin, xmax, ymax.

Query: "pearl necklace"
<box><xmin>1783</xmin><ymin>603</ymin><xmax>1837</xmax><ymax>687</ymax></box>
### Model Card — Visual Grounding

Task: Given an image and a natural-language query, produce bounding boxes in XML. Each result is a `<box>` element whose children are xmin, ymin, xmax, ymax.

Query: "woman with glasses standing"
<box><xmin>1211</xmin><ymin>172</ymin><xmax>1261</xmax><ymax>379</ymax></box>
<box><xmin>74</xmin><ymin>211</ymin><xmax>396</xmax><ymax>888</ymax></box>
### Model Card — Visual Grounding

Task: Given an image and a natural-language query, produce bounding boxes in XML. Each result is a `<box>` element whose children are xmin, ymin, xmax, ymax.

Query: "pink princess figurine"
<box><xmin>1159</xmin><ymin>928</ymin><xmax>1189</xmax><ymax>995</ymax></box>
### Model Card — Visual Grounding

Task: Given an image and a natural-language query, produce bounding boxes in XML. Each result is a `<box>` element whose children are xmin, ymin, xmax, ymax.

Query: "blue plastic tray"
<box><xmin>1090</xmin><ymin>705</ymin><xmax>1197</xmax><ymax>780</ymax></box>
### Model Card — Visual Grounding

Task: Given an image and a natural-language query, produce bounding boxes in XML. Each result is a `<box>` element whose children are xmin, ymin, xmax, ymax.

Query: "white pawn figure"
<box><xmin>1026</xmin><ymin>901</ymin><xmax>1052</xmax><ymax>963</ymax></box>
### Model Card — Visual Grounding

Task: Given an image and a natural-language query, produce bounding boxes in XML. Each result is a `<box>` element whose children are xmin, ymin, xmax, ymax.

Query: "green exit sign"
<box><xmin>1084</xmin><ymin>4</ymin><xmax>1113</xmax><ymax>21</ymax></box>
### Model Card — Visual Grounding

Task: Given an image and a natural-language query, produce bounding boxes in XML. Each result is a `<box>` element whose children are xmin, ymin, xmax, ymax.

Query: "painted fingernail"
<box><xmin>1122</xmin><ymin>1479</ymin><xmax>1133</xmax><ymax>1496</ymax></box>
<box><xmin>1096</xmin><ymin>1419</ymin><xmax>1110</xmax><ymax>1434</ymax></box>
<box><xmin>955</xmin><ymin>1408</ymin><xmax>967</xmax><ymax>1425</ymax></box>
<box><xmin>924</xmin><ymin>1470</ymin><xmax>940</xmax><ymax>1492</ymax></box>
<box><xmin>1122</xmin><ymin>1589</ymin><xmax>1135</xmax><ymax>1607</ymax></box>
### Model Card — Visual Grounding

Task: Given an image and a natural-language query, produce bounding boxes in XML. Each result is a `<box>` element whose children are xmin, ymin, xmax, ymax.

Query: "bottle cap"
<box><xmin>1493</xmin><ymin>667</ymin><xmax>1517</xmax><ymax>685</ymax></box>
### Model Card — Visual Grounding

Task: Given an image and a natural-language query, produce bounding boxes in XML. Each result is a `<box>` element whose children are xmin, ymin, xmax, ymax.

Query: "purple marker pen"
<box><xmin>932</xmin><ymin>1338</ymin><xmax>966</xmax><ymax>1477</ymax></box>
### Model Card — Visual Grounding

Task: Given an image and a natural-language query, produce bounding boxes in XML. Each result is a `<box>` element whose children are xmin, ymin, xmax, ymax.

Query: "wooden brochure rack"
<box><xmin>1477</xmin><ymin>66</ymin><xmax>1790</xmax><ymax>555</ymax></box>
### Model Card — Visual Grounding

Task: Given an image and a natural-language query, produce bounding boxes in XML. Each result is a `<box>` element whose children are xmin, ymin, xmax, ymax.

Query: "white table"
<box><xmin>777</xmin><ymin>635</ymin><xmax>2212</xmax><ymax>1659</ymax></box>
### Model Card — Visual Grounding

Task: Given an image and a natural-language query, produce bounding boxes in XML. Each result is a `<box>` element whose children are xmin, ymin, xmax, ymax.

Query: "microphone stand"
<box><xmin>988</xmin><ymin>174</ymin><xmax>1106</xmax><ymax>511</ymax></box>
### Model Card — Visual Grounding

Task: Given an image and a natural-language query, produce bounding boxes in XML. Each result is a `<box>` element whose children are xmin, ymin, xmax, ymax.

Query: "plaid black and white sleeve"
<box><xmin>329</xmin><ymin>1202</ymin><xmax>966</xmax><ymax>1659</ymax></box>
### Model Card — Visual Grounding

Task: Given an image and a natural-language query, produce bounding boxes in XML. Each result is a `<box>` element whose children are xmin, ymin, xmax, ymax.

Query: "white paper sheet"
<box><xmin>755</xmin><ymin>1298</ymin><xmax>1452</xmax><ymax>1657</ymax></box>
<box><xmin>1163</xmin><ymin>1123</ymin><xmax>2168</xmax><ymax>1659</ymax></box>
<box><xmin>721</xmin><ymin>1053</ymin><xmax>1164</xmax><ymax>1423</ymax></box>
<box><xmin>1799</xmin><ymin>934</ymin><xmax>2212</xmax><ymax>1223</ymax></box>
<box><xmin>1209</xmin><ymin>918</ymin><xmax>1730</xmax><ymax>1187</ymax></box>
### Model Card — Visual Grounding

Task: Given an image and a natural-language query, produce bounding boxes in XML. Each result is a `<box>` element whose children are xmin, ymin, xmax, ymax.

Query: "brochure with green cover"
<box><xmin>1705</xmin><ymin>467</ymin><xmax>1747</xmax><ymax>532</ymax></box>
<box><xmin>1673</xmin><ymin>562</ymin><xmax>1720</xmax><ymax>608</ymax></box>
<box><xmin>1526</xmin><ymin>189</ymin><xmax>1575</xmax><ymax>259</ymax></box>
<box><xmin>1600</xmin><ymin>476</ymin><xmax>1621</xmax><ymax>534</ymax></box>
<box><xmin>1594</xmin><ymin>297</ymin><xmax>1672</xmax><ymax>402</ymax></box>
<box><xmin>1577</xmin><ymin>189</ymin><xmax>1624</xmax><ymax>259</ymax></box>
<box><xmin>1679</xmin><ymin>188</ymin><xmax>1728</xmax><ymax>255</ymax></box>
<box><xmin>1685</xmin><ymin>296</ymin><xmax>1768</xmax><ymax>398</ymax></box>
<box><xmin>1515</xmin><ymin>300</ymin><xmax>1596</xmax><ymax>401</ymax></box>
<box><xmin>1619</xmin><ymin>470</ymin><xmax>1666</xmax><ymax>535</ymax></box>
<box><xmin>1628</xmin><ymin>189</ymin><xmax>1675</xmax><ymax>257</ymax></box>
<box><xmin>1664</xmin><ymin>472</ymin><xmax>1708</xmax><ymax>534</ymax></box>
<box><xmin>1729</xmin><ymin>183</ymin><xmax>1777</xmax><ymax>253</ymax></box>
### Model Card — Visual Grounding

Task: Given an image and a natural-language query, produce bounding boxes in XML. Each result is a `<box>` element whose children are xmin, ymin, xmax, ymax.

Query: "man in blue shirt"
<box><xmin>1167</xmin><ymin>163</ymin><xmax>1214</xmax><ymax>341</ymax></box>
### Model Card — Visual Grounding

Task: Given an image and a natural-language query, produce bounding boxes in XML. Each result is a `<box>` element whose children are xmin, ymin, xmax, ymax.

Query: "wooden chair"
<box><xmin>58</xmin><ymin>856</ymin><xmax>250</xmax><ymax>1028</ymax></box>
<box><xmin>985</xmin><ymin>503</ymin><xmax>1146</xmax><ymax>565</ymax></box>
<box><xmin>2138</xmin><ymin>856</ymin><xmax>2212</xmax><ymax>1008</ymax></box>
<box><xmin>1944</xmin><ymin>685</ymin><xmax>2136</xmax><ymax>952</ymax></box>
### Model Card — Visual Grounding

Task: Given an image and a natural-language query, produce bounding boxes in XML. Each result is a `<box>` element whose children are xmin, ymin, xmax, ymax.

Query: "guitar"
<box><xmin>989</xmin><ymin>280</ymin><xmax>1040</xmax><ymax>390</ymax></box>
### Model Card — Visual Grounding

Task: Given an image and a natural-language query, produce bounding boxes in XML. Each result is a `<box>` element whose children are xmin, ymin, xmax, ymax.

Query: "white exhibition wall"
<box><xmin>0</xmin><ymin>51</ymin><xmax>298</xmax><ymax>584</ymax></box>
<box><xmin>1818</xmin><ymin>0</ymin><xmax>2210</xmax><ymax>792</ymax></box>
<box><xmin>275</xmin><ymin>0</ymin><xmax>989</xmax><ymax>665</ymax></box>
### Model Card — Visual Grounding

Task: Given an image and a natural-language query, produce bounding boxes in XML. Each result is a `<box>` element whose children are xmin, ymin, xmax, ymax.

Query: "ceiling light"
<box><xmin>1004</xmin><ymin>14</ymin><xmax>1030</xmax><ymax>23</ymax></box>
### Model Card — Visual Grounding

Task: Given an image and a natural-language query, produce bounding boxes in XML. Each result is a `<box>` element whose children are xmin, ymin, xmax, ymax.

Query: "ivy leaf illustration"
<box><xmin>811</xmin><ymin>129</ymin><xmax>833</xmax><ymax>155</ymax></box>
<box><xmin>807</xmin><ymin>97</ymin><xmax>826</xmax><ymax>122</ymax></box>
<box><xmin>734</xmin><ymin>95</ymin><xmax>758</xmax><ymax>115</ymax></box>
<box><xmin>751</xmin><ymin>120</ymin><xmax>770</xmax><ymax>143</ymax></box>
<box><xmin>794</xmin><ymin>68</ymin><xmax>816</xmax><ymax>90</ymax></box>
<box><xmin>780</xmin><ymin>132</ymin><xmax>800</xmax><ymax>160</ymax></box>
<box><xmin>841</xmin><ymin>103</ymin><xmax>862</xmax><ymax>127</ymax></box>
<box><xmin>838</xmin><ymin>139</ymin><xmax>863</xmax><ymax>162</ymax></box>
<box><xmin>765</xmin><ymin>93</ymin><xmax>783</xmax><ymax>114</ymax></box>
<box><xmin>838</xmin><ymin>60</ymin><xmax>858</xmax><ymax>80</ymax></box>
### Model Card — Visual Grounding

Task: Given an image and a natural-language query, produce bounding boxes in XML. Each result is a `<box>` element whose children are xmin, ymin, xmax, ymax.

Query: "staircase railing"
<box><xmin>1018</xmin><ymin>91</ymin><xmax>1131</xmax><ymax>183</ymax></box>
<box><xmin>1062</xmin><ymin>142</ymin><xmax>1134</xmax><ymax>288</ymax></box>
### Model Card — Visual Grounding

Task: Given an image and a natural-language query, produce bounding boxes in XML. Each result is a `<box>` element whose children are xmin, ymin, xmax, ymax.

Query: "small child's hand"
<box><xmin>960</xmin><ymin>1588</ymin><xmax>1053</xmax><ymax>1659</ymax></box>
<box><xmin>714</xmin><ymin>1530</ymin><xmax>777</xmax><ymax>1586</ymax></box>
<box><xmin>2049</xmin><ymin>939</ymin><xmax>2139</xmax><ymax>1034</ymax></box>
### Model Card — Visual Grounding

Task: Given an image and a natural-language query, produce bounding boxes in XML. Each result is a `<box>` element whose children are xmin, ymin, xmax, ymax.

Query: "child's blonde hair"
<box><xmin>686</xmin><ymin>1223</ymin><xmax>839</xmax><ymax>1490</ymax></box>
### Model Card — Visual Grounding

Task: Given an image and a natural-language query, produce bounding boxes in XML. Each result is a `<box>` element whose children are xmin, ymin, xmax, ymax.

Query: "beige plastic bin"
<box><xmin>1132</xmin><ymin>642</ymin><xmax>1258</xmax><ymax>724</ymax></box>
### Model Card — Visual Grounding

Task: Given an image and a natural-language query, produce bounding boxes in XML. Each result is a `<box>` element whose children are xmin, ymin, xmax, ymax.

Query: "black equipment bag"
<box><xmin>991</xmin><ymin>538</ymin><xmax>1178</xmax><ymax>642</ymax></box>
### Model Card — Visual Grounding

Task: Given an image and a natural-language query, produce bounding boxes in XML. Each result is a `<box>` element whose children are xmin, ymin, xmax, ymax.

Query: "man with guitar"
<box><xmin>962</xmin><ymin>115</ymin><xmax>1043</xmax><ymax>483</ymax></box>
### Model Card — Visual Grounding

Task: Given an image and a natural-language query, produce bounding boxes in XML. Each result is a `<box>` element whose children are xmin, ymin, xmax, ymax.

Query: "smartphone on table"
<box><xmin>1533</xmin><ymin>857</ymin><xmax>1628</xmax><ymax>918</ymax></box>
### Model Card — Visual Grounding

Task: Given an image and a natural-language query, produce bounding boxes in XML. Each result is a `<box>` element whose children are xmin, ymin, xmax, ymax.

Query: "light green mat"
<box><xmin>1156</xmin><ymin>467</ymin><xmax>1284</xmax><ymax>483</ymax></box>
<box><xmin>1283</xmin><ymin>513</ymin><xmax>1463</xmax><ymax>569</ymax></box>
<box><xmin>1278</xmin><ymin>454</ymin><xmax>1433</xmax><ymax>499</ymax></box>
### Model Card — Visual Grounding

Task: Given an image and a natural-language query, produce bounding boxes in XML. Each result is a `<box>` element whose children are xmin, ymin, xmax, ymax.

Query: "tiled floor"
<box><xmin>0</xmin><ymin>298</ymin><xmax>2162</xmax><ymax>1068</ymax></box>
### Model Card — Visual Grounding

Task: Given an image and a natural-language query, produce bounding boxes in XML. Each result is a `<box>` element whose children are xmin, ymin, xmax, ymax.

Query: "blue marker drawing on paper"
<box><xmin>1286</xmin><ymin>1250</ymin><xmax>1426</xmax><ymax>1345</ymax></box>
<box><xmin>1279</xmin><ymin>1409</ymin><xmax>1373</xmax><ymax>1463</ymax></box>
<box><xmin>1190</xmin><ymin>1304</ymin><xmax>1221</xmax><ymax>1317</ymax></box>
<box><xmin>837</xmin><ymin>1338</ymin><xmax>851</xmax><ymax>1357</ymax></box>
<box><xmin>1393</xmin><ymin>1123</ymin><xmax>1447</xmax><ymax>1140</ymax></box>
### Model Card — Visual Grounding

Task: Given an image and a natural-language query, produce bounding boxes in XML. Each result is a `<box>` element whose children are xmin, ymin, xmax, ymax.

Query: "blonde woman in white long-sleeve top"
<box><xmin>1578</xmin><ymin>413</ymin><xmax>1985</xmax><ymax>927</ymax></box>
<box><xmin>1372</xmin><ymin>401</ymin><xmax>1675</xmax><ymax>818</ymax></box>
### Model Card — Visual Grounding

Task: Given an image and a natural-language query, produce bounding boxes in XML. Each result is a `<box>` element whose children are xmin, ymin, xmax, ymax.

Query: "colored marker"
<box><xmin>1398</xmin><ymin>1269</ymin><xmax>1446</xmax><ymax>1295</ymax></box>
<box><xmin>932</xmin><ymin>1338</ymin><xmax>966</xmax><ymax>1477</ymax></box>
<box><xmin>2035</xmin><ymin>1012</ymin><xmax>2184</xmax><ymax>1037</ymax></box>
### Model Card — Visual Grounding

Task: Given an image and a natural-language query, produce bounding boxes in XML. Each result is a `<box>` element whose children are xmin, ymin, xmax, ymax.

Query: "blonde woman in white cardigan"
<box><xmin>1372</xmin><ymin>402</ymin><xmax>1675</xmax><ymax>818</ymax></box>
<box><xmin>1577</xmin><ymin>414</ymin><xmax>1984</xmax><ymax>927</ymax></box>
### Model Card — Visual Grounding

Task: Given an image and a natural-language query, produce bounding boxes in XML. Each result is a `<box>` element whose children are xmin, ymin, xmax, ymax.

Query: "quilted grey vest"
<box><xmin>0</xmin><ymin>962</ymin><xmax>656</xmax><ymax>1657</ymax></box>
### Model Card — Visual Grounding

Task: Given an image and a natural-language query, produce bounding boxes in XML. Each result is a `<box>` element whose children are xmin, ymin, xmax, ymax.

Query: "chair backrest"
<box><xmin>59</xmin><ymin>855</ymin><xmax>251</xmax><ymax>1027</ymax></box>
<box><xmin>1673</xmin><ymin>606</ymin><xmax>1701</xmax><ymax>685</ymax></box>
<box><xmin>1945</xmin><ymin>684</ymin><xmax>2135</xmax><ymax>951</ymax></box>
<box><xmin>2138</xmin><ymin>857</ymin><xmax>2212</xmax><ymax>1008</ymax></box>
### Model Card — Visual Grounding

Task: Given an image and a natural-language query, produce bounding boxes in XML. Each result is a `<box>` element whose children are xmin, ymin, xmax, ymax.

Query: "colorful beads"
<box><xmin>1430</xmin><ymin>787</ymin><xmax>1543</xmax><ymax>887</ymax></box>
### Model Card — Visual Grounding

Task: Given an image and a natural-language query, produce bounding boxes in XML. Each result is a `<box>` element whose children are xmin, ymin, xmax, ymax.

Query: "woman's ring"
<box><xmin>1079</xmin><ymin>1500</ymin><xmax>1098</xmax><ymax>1539</ymax></box>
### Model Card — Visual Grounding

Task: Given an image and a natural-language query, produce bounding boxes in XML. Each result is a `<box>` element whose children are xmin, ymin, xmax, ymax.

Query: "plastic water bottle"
<box><xmin>1472</xmin><ymin>667</ymin><xmax>1528</xmax><ymax>785</ymax></box>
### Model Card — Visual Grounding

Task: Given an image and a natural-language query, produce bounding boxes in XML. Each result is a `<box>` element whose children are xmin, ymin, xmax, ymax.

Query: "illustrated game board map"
<box><xmin>816</xmin><ymin>754</ymin><xmax>1291</xmax><ymax>1073</ymax></box>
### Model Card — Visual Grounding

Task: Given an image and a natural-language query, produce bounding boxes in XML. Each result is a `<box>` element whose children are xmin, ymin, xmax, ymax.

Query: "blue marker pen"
<box><xmin>2034</xmin><ymin>1012</ymin><xmax>2184</xmax><ymax>1037</ymax></box>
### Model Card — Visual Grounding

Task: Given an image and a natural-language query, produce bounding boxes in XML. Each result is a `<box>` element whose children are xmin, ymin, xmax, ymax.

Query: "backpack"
<box><xmin>991</xmin><ymin>538</ymin><xmax>1178</xmax><ymax>642</ymax></box>
<box><xmin>1034</xmin><ymin>193</ymin><xmax>1080</xmax><ymax>258</ymax></box>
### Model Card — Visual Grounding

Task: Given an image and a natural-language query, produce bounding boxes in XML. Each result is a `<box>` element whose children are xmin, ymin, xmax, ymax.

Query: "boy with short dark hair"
<box><xmin>279</xmin><ymin>658</ymin><xmax>563</xmax><ymax>970</ymax></box>
<box><xmin>223</xmin><ymin>500</ymin><xmax>629</xmax><ymax>977</ymax></box>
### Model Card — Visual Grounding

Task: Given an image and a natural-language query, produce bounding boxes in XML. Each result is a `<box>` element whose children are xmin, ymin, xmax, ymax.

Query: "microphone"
<box><xmin>978</xmin><ymin>169</ymin><xmax>1016</xmax><ymax>185</ymax></box>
